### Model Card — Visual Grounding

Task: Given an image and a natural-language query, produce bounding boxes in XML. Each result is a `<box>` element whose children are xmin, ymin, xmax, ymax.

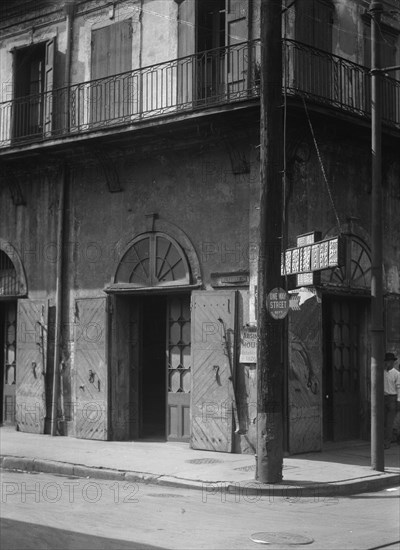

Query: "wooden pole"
<box><xmin>256</xmin><ymin>0</ymin><xmax>284</xmax><ymax>484</ymax></box>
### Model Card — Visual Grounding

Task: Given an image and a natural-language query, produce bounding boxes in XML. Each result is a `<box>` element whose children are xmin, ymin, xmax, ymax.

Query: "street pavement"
<box><xmin>2</xmin><ymin>470</ymin><xmax>399</xmax><ymax>550</ymax></box>
<box><xmin>1</xmin><ymin>426</ymin><xmax>399</xmax><ymax>497</ymax></box>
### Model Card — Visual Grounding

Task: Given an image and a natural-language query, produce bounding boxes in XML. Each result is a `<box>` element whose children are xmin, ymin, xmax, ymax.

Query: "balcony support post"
<box><xmin>369</xmin><ymin>1</ymin><xmax>384</xmax><ymax>471</ymax></box>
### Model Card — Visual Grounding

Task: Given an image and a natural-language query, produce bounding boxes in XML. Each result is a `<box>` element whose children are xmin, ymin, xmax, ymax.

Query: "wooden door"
<box><xmin>167</xmin><ymin>295</ymin><xmax>191</xmax><ymax>441</ymax></box>
<box><xmin>1</xmin><ymin>302</ymin><xmax>17</xmax><ymax>424</ymax></box>
<box><xmin>325</xmin><ymin>298</ymin><xmax>361</xmax><ymax>441</ymax></box>
<box><xmin>191</xmin><ymin>290</ymin><xmax>237</xmax><ymax>452</ymax></box>
<box><xmin>43</xmin><ymin>38</ymin><xmax>55</xmax><ymax>136</ymax></box>
<box><xmin>288</xmin><ymin>290</ymin><xmax>323</xmax><ymax>453</ymax></box>
<box><xmin>195</xmin><ymin>0</ymin><xmax>225</xmax><ymax>103</ymax></box>
<box><xmin>91</xmin><ymin>20</ymin><xmax>133</xmax><ymax>124</ymax></box>
<box><xmin>74</xmin><ymin>297</ymin><xmax>109</xmax><ymax>440</ymax></box>
<box><xmin>226</xmin><ymin>0</ymin><xmax>249</xmax><ymax>97</ymax></box>
<box><xmin>109</xmin><ymin>295</ymin><xmax>140</xmax><ymax>440</ymax></box>
<box><xmin>15</xmin><ymin>299</ymin><xmax>48</xmax><ymax>433</ymax></box>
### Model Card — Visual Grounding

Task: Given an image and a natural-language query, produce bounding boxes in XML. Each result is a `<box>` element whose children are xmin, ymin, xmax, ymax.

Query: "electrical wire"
<box><xmin>301</xmin><ymin>95</ymin><xmax>342</xmax><ymax>236</ymax></box>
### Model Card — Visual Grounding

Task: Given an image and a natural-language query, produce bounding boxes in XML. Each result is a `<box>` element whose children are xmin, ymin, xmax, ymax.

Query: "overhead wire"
<box><xmin>301</xmin><ymin>96</ymin><xmax>342</xmax><ymax>236</ymax></box>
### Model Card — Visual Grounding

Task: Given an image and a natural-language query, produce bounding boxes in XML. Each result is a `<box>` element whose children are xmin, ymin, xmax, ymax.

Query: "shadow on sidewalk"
<box><xmin>288</xmin><ymin>440</ymin><xmax>400</xmax><ymax>470</ymax></box>
<box><xmin>1</xmin><ymin>518</ymin><xmax>167</xmax><ymax>550</ymax></box>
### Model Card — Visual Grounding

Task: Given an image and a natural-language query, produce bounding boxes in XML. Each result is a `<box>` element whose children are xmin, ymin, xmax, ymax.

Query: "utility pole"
<box><xmin>369</xmin><ymin>1</ymin><xmax>384</xmax><ymax>471</ymax></box>
<box><xmin>256</xmin><ymin>0</ymin><xmax>284</xmax><ymax>484</ymax></box>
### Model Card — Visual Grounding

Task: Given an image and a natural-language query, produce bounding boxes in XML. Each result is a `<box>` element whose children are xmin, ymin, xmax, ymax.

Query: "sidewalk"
<box><xmin>1</xmin><ymin>426</ymin><xmax>399</xmax><ymax>497</ymax></box>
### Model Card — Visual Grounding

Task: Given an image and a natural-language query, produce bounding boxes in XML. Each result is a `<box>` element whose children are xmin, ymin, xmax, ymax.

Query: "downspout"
<box><xmin>50</xmin><ymin>1</ymin><xmax>74</xmax><ymax>436</ymax></box>
<box><xmin>50</xmin><ymin>166</ymin><xmax>66</xmax><ymax>436</ymax></box>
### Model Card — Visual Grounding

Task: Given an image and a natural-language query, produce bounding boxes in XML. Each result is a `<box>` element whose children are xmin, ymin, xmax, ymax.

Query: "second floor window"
<box><xmin>12</xmin><ymin>39</ymin><xmax>55</xmax><ymax>140</ymax></box>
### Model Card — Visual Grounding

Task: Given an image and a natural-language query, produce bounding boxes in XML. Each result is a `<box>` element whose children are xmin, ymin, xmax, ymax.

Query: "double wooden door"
<box><xmin>109</xmin><ymin>290</ymin><xmax>238</xmax><ymax>449</ymax></box>
<box><xmin>109</xmin><ymin>294</ymin><xmax>191</xmax><ymax>442</ymax></box>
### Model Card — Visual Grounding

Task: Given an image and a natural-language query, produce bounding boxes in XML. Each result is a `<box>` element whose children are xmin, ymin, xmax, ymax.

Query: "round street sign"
<box><xmin>266</xmin><ymin>287</ymin><xmax>290</xmax><ymax>320</ymax></box>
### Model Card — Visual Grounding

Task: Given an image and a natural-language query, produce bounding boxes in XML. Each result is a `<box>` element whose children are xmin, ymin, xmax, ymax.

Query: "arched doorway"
<box><xmin>0</xmin><ymin>245</ymin><xmax>27</xmax><ymax>425</ymax></box>
<box><xmin>107</xmin><ymin>232</ymin><xmax>196</xmax><ymax>442</ymax></box>
<box><xmin>321</xmin><ymin>234</ymin><xmax>371</xmax><ymax>442</ymax></box>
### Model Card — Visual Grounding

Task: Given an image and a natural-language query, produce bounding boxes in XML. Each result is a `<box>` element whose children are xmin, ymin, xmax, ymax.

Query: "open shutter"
<box><xmin>91</xmin><ymin>21</ymin><xmax>133</xmax><ymax>124</ymax></box>
<box><xmin>226</xmin><ymin>0</ymin><xmax>249</xmax><ymax>96</ymax></box>
<box><xmin>191</xmin><ymin>290</ymin><xmax>237</xmax><ymax>452</ymax></box>
<box><xmin>74</xmin><ymin>297</ymin><xmax>109</xmax><ymax>440</ymax></box>
<box><xmin>177</xmin><ymin>0</ymin><xmax>196</xmax><ymax>105</ymax></box>
<box><xmin>288</xmin><ymin>289</ymin><xmax>323</xmax><ymax>454</ymax></box>
<box><xmin>44</xmin><ymin>38</ymin><xmax>55</xmax><ymax>136</ymax></box>
<box><xmin>16</xmin><ymin>299</ymin><xmax>48</xmax><ymax>433</ymax></box>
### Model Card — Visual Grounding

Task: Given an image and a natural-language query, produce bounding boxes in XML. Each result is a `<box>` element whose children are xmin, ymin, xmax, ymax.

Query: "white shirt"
<box><xmin>384</xmin><ymin>368</ymin><xmax>400</xmax><ymax>396</ymax></box>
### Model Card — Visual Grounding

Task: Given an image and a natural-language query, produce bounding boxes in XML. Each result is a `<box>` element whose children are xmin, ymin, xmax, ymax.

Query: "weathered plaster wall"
<box><xmin>141</xmin><ymin>0</ymin><xmax>178</xmax><ymax>66</ymax></box>
<box><xmin>0</xmin><ymin>172</ymin><xmax>59</xmax><ymax>299</ymax></box>
<box><xmin>65</xmin><ymin>147</ymin><xmax>250</xmax><ymax>294</ymax></box>
<box><xmin>333</xmin><ymin>0</ymin><xmax>360</xmax><ymax>62</ymax></box>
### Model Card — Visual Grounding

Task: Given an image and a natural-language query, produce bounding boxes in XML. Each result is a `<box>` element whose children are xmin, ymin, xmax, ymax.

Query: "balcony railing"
<box><xmin>0</xmin><ymin>39</ymin><xmax>399</xmax><ymax>149</ymax></box>
<box><xmin>285</xmin><ymin>39</ymin><xmax>400</xmax><ymax>126</ymax></box>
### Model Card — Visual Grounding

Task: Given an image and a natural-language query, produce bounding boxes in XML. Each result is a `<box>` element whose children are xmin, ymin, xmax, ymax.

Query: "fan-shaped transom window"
<box><xmin>115</xmin><ymin>233</ymin><xmax>191</xmax><ymax>287</ymax></box>
<box><xmin>322</xmin><ymin>235</ymin><xmax>371</xmax><ymax>288</ymax></box>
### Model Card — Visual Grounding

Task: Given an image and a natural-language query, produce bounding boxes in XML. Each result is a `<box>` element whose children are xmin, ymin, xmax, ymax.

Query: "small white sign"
<box><xmin>240</xmin><ymin>329</ymin><xmax>257</xmax><ymax>363</ymax></box>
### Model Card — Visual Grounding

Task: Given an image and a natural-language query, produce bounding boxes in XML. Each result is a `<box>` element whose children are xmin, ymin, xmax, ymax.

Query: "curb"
<box><xmin>1</xmin><ymin>455</ymin><xmax>399</xmax><ymax>497</ymax></box>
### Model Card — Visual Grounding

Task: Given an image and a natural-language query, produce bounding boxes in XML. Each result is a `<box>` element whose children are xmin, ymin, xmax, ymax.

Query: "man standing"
<box><xmin>392</xmin><ymin>356</ymin><xmax>400</xmax><ymax>445</ymax></box>
<box><xmin>383</xmin><ymin>352</ymin><xmax>400</xmax><ymax>449</ymax></box>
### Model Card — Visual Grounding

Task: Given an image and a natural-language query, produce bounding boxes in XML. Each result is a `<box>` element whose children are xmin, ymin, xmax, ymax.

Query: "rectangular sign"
<box><xmin>281</xmin><ymin>236</ymin><xmax>344</xmax><ymax>276</ymax></box>
<box><xmin>296</xmin><ymin>271</ymin><xmax>321</xmax><ymax>287</ymax></box>
<box><xmin>296</xmin><ymin>231</ymin><xmax>322</xmax><ymax>247</ymax></box>
<box><xmin>239</xmin><ymin>328</ymin><xmax>257</xmax><ymax>363</ymax></box>
<box><xmin>295</xmin><ymin>232</ymin><xmax>321</xmax><ymax>286</ymax></box>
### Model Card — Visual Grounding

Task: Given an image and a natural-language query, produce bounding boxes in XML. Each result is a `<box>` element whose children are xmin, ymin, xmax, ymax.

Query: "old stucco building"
<box><xmin>0</xmin><ymin>0</ymin><xmax>399</xmax><ymax>455</ymax></box>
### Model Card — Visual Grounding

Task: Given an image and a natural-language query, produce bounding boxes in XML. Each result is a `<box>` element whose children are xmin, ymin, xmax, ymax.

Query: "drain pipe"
<box><xmin>50</xmin><ymin>0</ymin><xmax>74</xmax><ymax>436</ymax></box>
<box><xmin>50</xmin><ymin>166</ymin><xmax>66</xmax><ymax>436</ymax></box>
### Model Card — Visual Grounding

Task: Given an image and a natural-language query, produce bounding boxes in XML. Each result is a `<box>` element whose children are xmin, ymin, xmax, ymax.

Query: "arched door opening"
<box><xmin>322</xmin><ymin>235</ymin><xmax>372</xmax><ymax>442</ymax></box>
<box><xmin>109</xmin><ymin>233</ymin><xmax>193</xmax><ymax>442</ymax></box>
<box><xmin>0</xmin><ymin>247</ymin><xmax>27</xmax><ymax>425</ymax></box>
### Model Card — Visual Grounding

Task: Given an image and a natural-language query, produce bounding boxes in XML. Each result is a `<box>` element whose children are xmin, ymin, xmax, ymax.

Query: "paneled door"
<box><xmin>324</xmin><ymin>298</ymin><xmax>362</xmax><ymax>441</ymax></box>
<box><xmin>74</xmin><ymin>297</ymin><xmax>109</xmax><ymax>440</ymax></box>
<box><xmin>15</xmin><ymin>299</ymin><xmax>48</xmax><ymax>433</ymax></box>
<box><xmin>167</xmin><ymin>296</ymin><xmax>191</xmax><ymax>441</ymax></box>
<box><xmin>1</xmin><ymin>302</ymin><xmax>17</xmax><ymax>424</ymax></box>
<box><xmin>191</xmin><ymin>290</ymin><xmax>237</xmax><ymax>452</ymax></box>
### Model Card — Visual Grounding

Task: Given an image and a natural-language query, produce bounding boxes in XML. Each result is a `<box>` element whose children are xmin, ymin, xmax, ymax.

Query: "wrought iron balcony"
<box><xmin>0</xmin><ymin>39</ymin><xmax>399</xmax><ymax>150</ymax></box>
<box><xmin>285</xmin><ymin>39</ymin><xmax>400</xmax><ymax>127</ymax></box>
